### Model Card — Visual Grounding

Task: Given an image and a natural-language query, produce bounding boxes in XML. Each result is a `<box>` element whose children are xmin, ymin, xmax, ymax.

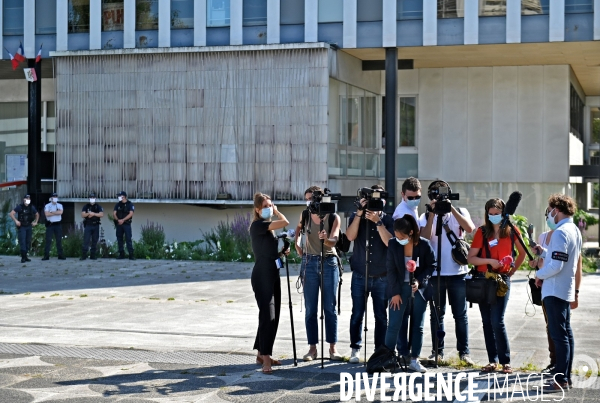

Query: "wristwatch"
<box><xmin>575</xmin><ymin>289</ymin><xmax>580</xmax><ymax>295</ymax></box>
<box><xmin>376</xmin><ymin>221</ymin><xmax>383</xmax><ymax>227</ymax></box>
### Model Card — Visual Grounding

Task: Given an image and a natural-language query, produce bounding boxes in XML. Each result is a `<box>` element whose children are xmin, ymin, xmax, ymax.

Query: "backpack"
<box><xmin>366</xmin><ymin>344</ymin><xmax>406</xmax><ymax>374</ymax></box>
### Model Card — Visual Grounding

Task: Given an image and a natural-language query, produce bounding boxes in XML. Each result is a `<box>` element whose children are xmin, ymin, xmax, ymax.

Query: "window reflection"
<box><xmin>480</xmin><ymin>0</ymin><xmax>506</xmax><ymax>16</ymax></box>
<box><xmin>281</xmin><ymin>0</ymin><xmax>305</xmax><ymax>24</ymax></box>
<box><xmin>318</xmin><ymin>0</ymin><xmax>343</xmax><ymax>23</ymax></box>
<box><xmin>36</xmin><ymin>0</ymin><xmax>57</xmax><ymax>34</ymax></box>
<box><xmin>69</xmin><ymin>0</ymin><xmax>90</xmax><ymax>33</ymax></box>
<box><xmin>3</xmin><ymin>0</ymin><xmax>24</xmax><ymax>35</ymax></box>
<box><xmin>171</xmin><ymin>0</ymin><xmax>193</xmax><ymax>28</ymax></box>
<box><xmin>357</xmin><ymin>0</ymin><xmax>382</xmax><ymax>22</ymax></box>
<box><xmin>102</xmin><ymin>0</ymin><xmax>124</xmax><ymax>31</ymax></box>
<box><xmin>565</xmin><ymin>0</ymin><xmax>593</xmax><ymax>14</ymax></box>
<box><xmin>397</xmin><ymin>0</ymin><xmax>423</xmax><ymax>20</ymax></box>
<box><xmin>136</xmin><ymin>0</ymin><xmax>159</xmax><ymax>30</ymax></box>
<box><xmin>438</xmin><ymin>0</ymin><xmax>463</xmax><ymax>18</ymax></box>
<box><xmin>399</xmin><ymin>97</ymin><xmax>416</xmax><ymax>147</ymax></box>
<box><xmin>243</xmin><ymin>0</ymin><xmax>267</xmax><ymax>26</ymax></box>
<box><xmin>522</xmin><ymin>0</ymin><xmax>548</xmax><ymax>15</ymax></box>
<box><xmin>207</xmin><ymin>0</ymin><xmax>230</xmax><ymax>26</ymax></box>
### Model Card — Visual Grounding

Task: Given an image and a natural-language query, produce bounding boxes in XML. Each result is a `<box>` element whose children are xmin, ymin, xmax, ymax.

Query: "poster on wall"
<box><xmin>6</xmin><ymin>154</ymin><xmax>27</xmax><ymax>182</ymax></box>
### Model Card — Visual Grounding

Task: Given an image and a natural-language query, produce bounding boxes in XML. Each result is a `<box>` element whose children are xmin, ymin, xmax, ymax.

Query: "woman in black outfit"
<box><xmin>250</xmin><ymin>192</ymin><xmax>289</xmax><ymax>374</ymax></box>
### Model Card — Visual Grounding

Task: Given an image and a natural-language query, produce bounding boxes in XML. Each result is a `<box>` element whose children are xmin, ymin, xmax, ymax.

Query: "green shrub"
<box><xmin>140</xmin><ymin>220</ymin><xmax>166</xmax><ymax>258</ymax></box>
<box><xmin>62</xmin><ymin>224</ymin><xmax>85</xmax><ymax>257</ymax></box>
<box><xmin>0</xmin><ymin>201</ymin><xmax>18</xmax><ymax>256</ymax></box>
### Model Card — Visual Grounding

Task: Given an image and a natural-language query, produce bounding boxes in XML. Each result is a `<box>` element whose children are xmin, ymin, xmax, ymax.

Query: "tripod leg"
<box><xmin>285</xmin><ymin>258</ymin><xmax>298</xmax><ymax>366</ymax></box>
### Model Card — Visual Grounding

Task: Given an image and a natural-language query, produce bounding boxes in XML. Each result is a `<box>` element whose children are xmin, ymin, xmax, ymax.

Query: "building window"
<box><xmin>397</xmin><ymin>0</ymin><xmax>423</xmax><ymax>19</ymax></box>
<box><xmin>565</xmin><ymin>0</ymin><xmax>593</xmax><ymax>13</ymax></box>
<box><xmin>318</xmin><ymin>0</ymin><xmax>343</xmax><ymax>23</ymax></box>
<box><xmin>399</xmin><ymin>97</ymin><xmax>416</xmax><ymax>147</ymax></box>
<box><xmin>36</xmin><ymin>0</ymin><xmax>57</xmax><ymax>34</ymax></box>
<box><xmin>592</xmin><ymin>108</ymin><xmax>600</xmax><ymax>144</ymax></box>
<box><xmin>281</xmin><ymin>0</ymin><xmax>304</xmax><ymax>24</ymax></box>
<box><xmin>172</xmin><ymin>0</ymin><xmax>193</xmax><ymax>28</ymax></box>
<box><xmin>480</xmin><ymin>0</ymin><xmax>506</xmax><ymax>16</ymax></box>
<box><xmin>522</xmin><ymin>0</ymin><xmax>548</xmax><ymax>15</ymax></box>
<box><xmin>69</xmin><ymin>0</ymin><xmax>90</xmax><ymax>33</ymax></box>
<box><xmin>243</xmin><ymin>0</ymin><xmax>267</xmax><ymax>26</ymax></box>
<box><xmin>136</xmin><ymin>0</ymin><xmax>159</xmax><ymax>30</ymax></box>
<box><xmin>102</xmin><ymin>0</ymin><xmax>124</xmax><ymax>31</ymax></box>
<box><xmin>329</xmin><ymin>79</ymin><xmax>380</xmax><ymax>177</ymax></box>
<box><xmin>207</xmin><ymin>0</ymin><xmax>230</xmax><ymax>26</ymax></box>
<box><xmin>571</xmin><ymin>85</ymin><xmax>584</xmax><ymax>142</ymax></box>
<box><xmin>0</xmin><ymin>103</ymin><xmax>28</xmax><ymax>182</ymax></box>
<box><xmin>357</xmin><ymin>0</ymin><xmax>382</xmax><ymax>22</ymax></box>
<box><xmin>438</xmin><ymin>0</ymin><xmax>463</xmax><ymax>18</ymax></box>
<box><xmin>3</xmin><ymin>0</ymin><xmax>24</xmax><ymax>35</ymax></box>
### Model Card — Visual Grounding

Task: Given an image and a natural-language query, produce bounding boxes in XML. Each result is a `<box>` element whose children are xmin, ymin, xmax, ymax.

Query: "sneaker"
<box><xmin>409</xmin><ymin>360</ymin><xmax>427</xmax><ymax>373</ymax></box>
<box><xmin>541</xmin><ymin>363</ymin><xmax>555</xmax><ymax>374</ymax></box>
<box><xmin>428</xmin><ymin>353</ymin><xmax>444</xmax><ymax>362</ymax></box>
<box><xmin>460</xmin><ymin>354</ymin><xmax>475</xmax><ymax>366</ymax></box>
<box><xmin>349</xmin><ymin>349</ymin><xmax>360</xmax><ymax>364</ymax></box>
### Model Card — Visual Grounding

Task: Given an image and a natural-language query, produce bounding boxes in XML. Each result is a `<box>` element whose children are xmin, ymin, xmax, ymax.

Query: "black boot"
<box><xmin>129</xmin><ymin>253</ymin><xmax>136</xmax><ymax>261</ymax></box>
<box><xmin>42</xmin><ymin>255</ymin><xmax>49</xmax><ymax>261</ymax></box>
<box><xmin>90</xmin><ymin>253</ymin><xmax>97</xmax><ymax>260</ymax></box>
<box><xmin>21</xmin><ymin>252</ymin><xmax>27</xmax><ymax>263</ymax></box>
<box><xmin>117</xmin><ymin>252</ymin><xmax>126</xmax><ymax>259</ymax></box>
<box><xmin>80</xmin><ymin>254</ymin><xmax>87</xmax><ymax>261</ymax></box>
<box><xmin>25</xmin><ymin>254</ymin><xmax>31</xmax><ymax>262</ymax></box>
<box><xmin>58</xmin><ymin>255</ymin><xmax>66</xmax><ymax>260</ymax></box>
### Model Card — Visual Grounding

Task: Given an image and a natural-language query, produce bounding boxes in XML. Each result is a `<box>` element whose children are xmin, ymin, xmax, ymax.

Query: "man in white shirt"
<box><xmin>43</xmin><ymin>192</ymin><xmax>65</xmax><ymax>260</ymax></box>
<box><xmin>393</xmin><ymin>177</ymin><xmax>422</xmax><ymax>221</ymax></box>
<box><xmin>534</xmin><ymin>194</ymin><xmax>581</xmax><ymax>391</ymax></box>
<box><xmin>419</xmin><ymin>180</ymin><xmax>475</xmax><ymax>364</ymax></box>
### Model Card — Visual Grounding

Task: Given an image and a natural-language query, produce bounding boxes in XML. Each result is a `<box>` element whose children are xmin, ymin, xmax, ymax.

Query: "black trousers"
<box><xmin>82</xmin><ymin>224</ymin><xmax>100</xmax><ymax>256</ymax></box>
<box><xmin>251</xmin><ymin>260</ymin><xmax>281</xmax><ymax>356</ymax></box>
<box><xmin>45</xmin><ymin>223</ymin><xmax>63</xmax><ymax>256</ymax></box>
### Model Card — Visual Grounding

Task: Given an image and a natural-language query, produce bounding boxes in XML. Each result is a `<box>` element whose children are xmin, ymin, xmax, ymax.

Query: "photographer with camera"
<box><xmin>345</xmin><ymin>185</ymin><xmax>394</xmax><ymax>364</ymax></box>
<box><xmin>294</xmin><ymin>186</ymin><xmax>342</xmax><ymax>362</ymax></box>
<box><xmin>393</xmin><ymin>177</ymin><xmax>422</xmax><ymax>221</ymax></box>
<box><xmin>419</xmin><ymin>180</ymin><xmax>475</xmax><ymax>364</ymax></box>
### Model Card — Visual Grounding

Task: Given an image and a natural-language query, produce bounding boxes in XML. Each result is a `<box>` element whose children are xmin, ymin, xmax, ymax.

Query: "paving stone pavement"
<box><xmin>0</xmin><ymin>257</ymin><xmax>598</xmax><ymax>402</ymax></box>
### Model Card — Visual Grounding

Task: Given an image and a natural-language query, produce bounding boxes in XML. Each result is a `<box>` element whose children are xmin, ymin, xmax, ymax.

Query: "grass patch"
<box><xmin>226</xmin><ymin>300</ymin><xmax>234</xmax><ymax>303</ymax></box>
<box><xmin>242</xmin><ymin>374</ymin><xmax>252</xmax><ymax>378</ymax></box>
<box><xmin>519</xmin><ymin>362</ymin><xmax>541</xmax><ymax>372</ymax></box>
<box><xmin>23</xmin><ymin>292</ymin><xmax>31</xmax><ymax>295</ymax></box>
<box><xmin>167</xmin><ymin>297</ymin><xmax>175</xmax><ymax>301</ymax></box>
<box><xmin>68</xmin><ymin>298</ymin><xmax>73</xmax><ymax>300</ymax></box>
<box><xmin>50</xmin><ymin>293</ymin><xmax>60</xmax><ymax>297</ymax></box>
<box><xmin>148</xmin><ymin>297</ymin><xmax>160</xmax><ymax>300</ymax></box>
<box><xmin>80</xmin><ymin>294</ymin><xmax>88</xmax><ymax>298</ymax></box>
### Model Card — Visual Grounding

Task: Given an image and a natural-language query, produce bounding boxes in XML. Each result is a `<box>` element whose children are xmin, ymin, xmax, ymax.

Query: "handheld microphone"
<box><xmin>277</xmin><ymin>229</ymin><xmax>296</xmax><ymax>240</ymax></box>
<box><xmin>500</xmin><ymin>191</ymin><xmax>522</xmax><ymax>230</ymax></box>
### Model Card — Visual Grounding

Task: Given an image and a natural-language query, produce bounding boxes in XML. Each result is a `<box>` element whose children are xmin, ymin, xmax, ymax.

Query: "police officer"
<box><xmin>81</xmin><ymin>192</ymin><xmax>104</xmax><ymax>260</ymax></box>
<box><xmin>9</xmin><ymin>194</ymin><xmax>39</xmax><ymax>263</ymax></box>
<box><xmin>43</xmin><ymin>192</ymin><xmax>66</xmax><ymax>260</ymax></box>
<box><xmin>534</xmin><ymin>194</ymin><xmax>582</xmax><ymax>392</ymax></box>
<box><xmin>113</xmin><ymin>191</ymin><xmax>135</xmax><ymax>260</ymax></box>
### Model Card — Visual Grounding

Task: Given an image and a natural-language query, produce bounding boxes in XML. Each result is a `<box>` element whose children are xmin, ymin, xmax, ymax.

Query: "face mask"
<box><xmin>547</xmin><ymin>208</ymin><xmax>558</xmax><ymax>230</ymax></box>
<box><xmin>396</xmin><ymin>237</ymin><xmax>409</xmax><ymax>246</ymax></box>
<box><xmin>405</xmin><ymin>198</ymin><xmax>420</xmax><ymax>209</ymax></box>
<box><xmin>488</xmin><ymin>214</ymin><xmax>502</xmax><ymax>225</ymax></box>
<box><xmin>89</xmin><ymin>199</ymin><xmax>96</xmax><ymax>204</ymax></box>
<box><xmin>51</xmin><ymin>198</ymin><xmax>58</xmax><ymax>203</ymax></box>
<box><xmin>118</xmin><ymin>196</ymin><xmax>123</xmax><ymax>202</ymax></box>
<box><xmin>260</xmin><ymin>207</ymin><xmax>273</xmax><ymax>219</ymax></box>
<box><xmin>306</xmin><ymin>201</ymin><xmax>311</xmax><ymax>207</ymax></box>
<box><xmin>24</xmin><ymin>200</ymin><xmax>30</xmax><ymax>206</ymax></box>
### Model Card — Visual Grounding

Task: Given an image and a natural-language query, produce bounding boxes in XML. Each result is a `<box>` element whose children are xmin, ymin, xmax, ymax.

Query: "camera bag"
<box><xmin>366</xmin><ymin>344</ymin><xmax>405</xmax><ymax>374</ymax></box>
<box><xmin>443</xmin><ymin>223</ymin><xmax>470</xmax><ymax>266</ymax></box>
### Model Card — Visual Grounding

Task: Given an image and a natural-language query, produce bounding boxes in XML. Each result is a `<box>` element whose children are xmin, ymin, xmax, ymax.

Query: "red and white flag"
<box><xmin>4</xmin><ymin>48</ymin><xmax>20</xmax><ymax>70</ymax></box>
<box><xmin>35</xmin><ymin>44</ymin><xmax>43</xmax><ymax>63</ymax></box>
<box><xmin>14</xmin><ymin>42</ymin><xmax>26</xmax><ymax>63</ymax></box>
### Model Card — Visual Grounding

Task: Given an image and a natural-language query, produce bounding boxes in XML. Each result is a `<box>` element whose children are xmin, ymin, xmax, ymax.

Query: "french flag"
<box><xmin>14</xmin><ymin>42</ymin><xmax>26</xmax><ymax>63</ymax></box>
<box><xmin>4</xmin><ymin>48</ymin><xmax>20</xmax><ymax>70</ymax></box>
<box><xmin>35</xmin><ymin>44</ymin><xmax>43</xmax><ymax>63</ymax></box>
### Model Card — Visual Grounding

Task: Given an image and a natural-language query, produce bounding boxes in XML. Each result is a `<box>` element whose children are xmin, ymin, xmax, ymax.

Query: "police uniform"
<box><xmin>43</xmin><ymin>192</ymin><xmax>65</xmax><ymax>260</ymax></box>
<box><xmin>537</xmin><ymin>216</ymin><xmax>582</xmax><ymax>387</ymax></box>
<box><xmin>113</xmin><ymin>191</ymin><xmax>135</xmax><ymax>259</ymax></box>
<box><xmin>81</xmin><ymin>193</ymin><xmax>103</xmax><ymax>260</ymax></box>
<box><xmin>11</xmin><ymin>195</ymin><xmax>38</xmax><ymax>263</ymax></box>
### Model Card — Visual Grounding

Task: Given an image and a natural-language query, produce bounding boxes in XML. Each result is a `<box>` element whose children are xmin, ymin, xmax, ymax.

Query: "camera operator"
<box><xmin>294</xmin><ymin>186</ymin><xmax>342</xmax><ymax>362</ymax></box>
<box><xmin>533</xmin><ymin>194</ymin><xmax>581</xmax><ymax>391</ymax></box>
<box><xmin>419</xmin><ymin>180</ymin><xmax>475</xmax><ymax>364</ymax></box>
<box><xmin>345</xmin><ymin>185</ymin><xmax>394</xmax><ymax>364</ymax></box>
<box><xmin>393</xmin><ymin>177</ymin><xmax>422</xmax><ymax>220</ymax></box>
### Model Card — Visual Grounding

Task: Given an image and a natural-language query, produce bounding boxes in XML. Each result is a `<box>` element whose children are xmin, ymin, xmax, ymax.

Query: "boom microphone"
<box><xmin>277</xmin><ymin>229</ymin><xmax>296</xmax><ymax>239</ymax></box>
<box><xmin>500</xmin><ymin>191</ymin><xmax>522</xmax><ymax>230</ymax></box>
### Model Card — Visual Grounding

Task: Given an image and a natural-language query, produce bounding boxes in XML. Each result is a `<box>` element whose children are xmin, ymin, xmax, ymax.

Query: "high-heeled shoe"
<box><xmin>256</xmin><ymin>356</ymin><xmax>281</xmax><ymax>366</ymax></box>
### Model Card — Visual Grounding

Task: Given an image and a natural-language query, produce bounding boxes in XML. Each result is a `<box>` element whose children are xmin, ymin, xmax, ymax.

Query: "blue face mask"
<box><xmin>547</xmin><ymin>208</ymin><xmax>558</xmax><ymax>230</ymax></box>
<box><xmin>488</xmin><ymin>214</ymin><xmax>502</xmax><ymax>225</ymax></box>
<box><xmin>396</xmin><ymin>237</ymin><xmax>409</xmax><ymax>246</ymax></box>
<box><xmin>260</xmin><ymin>207</ymin><xmax>273</xmax><ymax>220</ymax></box>
<box><xmin>405</xmin><ymin>198</ymin><xmax>420</xmax><ymax>209</ymax></box>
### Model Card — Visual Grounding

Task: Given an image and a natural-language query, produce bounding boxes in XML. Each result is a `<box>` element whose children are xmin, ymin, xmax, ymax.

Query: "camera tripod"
<box><xmin>430</xmin><ymin>212</ymin><xmax>446</xmax><ymax>368</ymax></box>
<box><xmin>281</xmin><ymin>237</ymin><xmax>298</xmax><ymax>366</ymax></box>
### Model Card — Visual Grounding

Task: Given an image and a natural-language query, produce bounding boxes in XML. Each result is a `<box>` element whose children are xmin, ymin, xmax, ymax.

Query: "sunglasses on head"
<box><xmin>406</xmin><ymin>195</ymin><xmax>421</xmax><ymax>201</ymax></box>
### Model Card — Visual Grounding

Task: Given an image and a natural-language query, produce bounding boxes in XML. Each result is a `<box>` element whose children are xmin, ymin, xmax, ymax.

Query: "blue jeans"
<box><xmin>349</xmin><ymin>272</ymin><xmax>387</xmax><ymax>351</ymax></box>
<box><xmin>478</xmin><ymin>276</ymin><xmax>511</xmax><ymax>365</ymax></box>
<box><xmin>116</xmin><ymin>223</ymin><xmax>134</xmax><ymax>255</ymax></box>
<box><xmin>302</xmin><ymin>254</ymin><xmax>339</xmax><ymax>345</ymax></box>
<box><xmin>543</xmin><ymin>296</ymin><xmax>574</xmax><ymax>384</ymax></box>
<box><xmin>430</xmin><ymin>274</ymin><xmax>470</xmax><ymax>356</ymax></box>
<box><xmin>82</xmin><ymin>224</ymin><xmax>100</xmax><ymax>256</ymax></box>
<box><xmin>385</xmin><ymin>283</ymin><xmax>428</xmax><ymax>358</ymax></box>
<box><xmin>18</xmin><ymin>225</ymin><xmax>32</xmax><ymax>254</ymax></box>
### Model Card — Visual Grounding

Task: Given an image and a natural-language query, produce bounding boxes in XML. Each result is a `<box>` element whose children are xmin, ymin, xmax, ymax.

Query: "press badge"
<box><xmin>275</xmin><ymin>258</ymin><xmax>284</xmax><ymax>269</ymax></box>
<box><xmin>489</xmin><ymin>239</ymin><xmax>498</xmax><ymax>248</ymax></box>
<box><xmin>551</xmin><ymin>251</ymin><xmax>569</xmax><ymax>262</ymax></box>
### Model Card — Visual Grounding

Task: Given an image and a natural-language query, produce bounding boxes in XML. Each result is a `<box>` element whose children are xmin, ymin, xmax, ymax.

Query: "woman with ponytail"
<box><xmin>385</xmin><ymin>214</ymin><xmax>436</xmax><ymax>373</ymax></box>
<box><xmin>250</xmin><ymin>192</ymin><xmax>289</xmax><ymax>374</ymax></box>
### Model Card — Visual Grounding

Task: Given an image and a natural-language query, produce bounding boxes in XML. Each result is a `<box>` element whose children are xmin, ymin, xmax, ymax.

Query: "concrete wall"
<box><xmin>0</xmin><ymin>79</ymin><xmax>55</xmax><ymax>102</ymax></box>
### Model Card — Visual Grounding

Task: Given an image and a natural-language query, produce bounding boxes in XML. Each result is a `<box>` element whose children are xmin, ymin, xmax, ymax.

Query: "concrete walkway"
<box><xmin>0</xmin><ymin>257</ymin><xmax>598</xmax><ymax>402</ymax></box>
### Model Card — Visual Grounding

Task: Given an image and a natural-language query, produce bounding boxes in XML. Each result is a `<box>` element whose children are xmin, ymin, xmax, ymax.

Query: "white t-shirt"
<box><xmin>392</xmin><ymin>200</ymin><xmax>419</xmax><ymax>221</ymax></box>
<box><xmin>538</xmin><ymin>231</ymin><xmax>552</xmax><ymax>248</ymax></box>
<box><xmin>418</xmin><ymin>208</ymin><xmax>471</xmax><ymax>276</ymax></box>
<box><xmin>44</xmin><ymin>202</ymin><xmax>63</xmax><ymax>223</ymax></box>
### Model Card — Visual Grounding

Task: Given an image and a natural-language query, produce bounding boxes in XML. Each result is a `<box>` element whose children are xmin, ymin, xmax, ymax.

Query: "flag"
<box><xmin>14</xmin><ymin>42</ymin><xmax>26</xmax><ymax>63</ymax></box>
<box><xmin>35</xmin><ymin>44</ymin><xmax>43</xmax><ymax>63</ymax></box>
<box><xmin>4</xmin><ymin>48</ymin><xmax>19</xmax><ymax>70</ymax></box>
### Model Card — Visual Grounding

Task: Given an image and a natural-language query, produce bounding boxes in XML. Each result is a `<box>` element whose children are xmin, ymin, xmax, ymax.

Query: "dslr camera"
<box><xmin>428</xmin><ymin>185</ymin><xmax>459</xmax><ymax>215</ymax></box>
<box><xmin>308</xmin><ymin>188</ymin><xmax>341</xmax><ymax>216</ymax></box>
<box><xmin>354</xmin><ymin>187</ymin><xmax>388</xmax><ymax>212</ymax></box>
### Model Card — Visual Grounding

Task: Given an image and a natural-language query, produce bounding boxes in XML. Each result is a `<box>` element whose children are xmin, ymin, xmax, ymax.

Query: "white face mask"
<box><xmin>118</xmin><ymin>196</ymin><xmax>123</xmax><ymax>202</ymax></box>
<box><xmin>51</xmin><ymin>198</ymin><xmax>58</xmax><ymax>203</ymax></box>
<box><xmin>24</xmin><ymin>199</ymin><xmax>30</xmax><ymax>206</ymax></box>
<box><xmin>306</xmin><ymin>201</ymin><xmax>311</xmax><ymax>207</ymax></box>
<box><xmin>89</xmin><ymin>198</ymin><xmax>96</xmax><ymax>204</ymax></box>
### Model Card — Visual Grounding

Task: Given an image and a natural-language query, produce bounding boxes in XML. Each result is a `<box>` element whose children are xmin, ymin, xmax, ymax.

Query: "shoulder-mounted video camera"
<box><xmin>427</xmin><ymin>181</ymin><xmax>459</xmax><ymax>215</ymax></box>
<box><xmin>308</xmin><ymin>188</ymin><xmax>341</xmax><ymax>216</ymax></box>
<box><xmin>354</xmin><ymin>187</ymin><xmax>388</xmax><ymax>212</ymax></box>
